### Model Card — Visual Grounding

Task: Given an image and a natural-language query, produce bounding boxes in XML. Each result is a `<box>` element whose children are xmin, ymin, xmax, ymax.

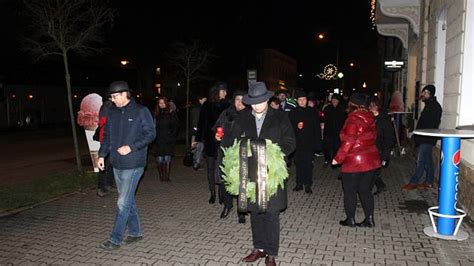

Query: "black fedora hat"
<box><xmin>243</xmin><ymin>81</ymin><xmax>274</xmax><ymax>105</ymax></box>
<box><xmin>107</xmin><ymin>80</ymin><xmax>131</xmax><ymax>95</ymax></box>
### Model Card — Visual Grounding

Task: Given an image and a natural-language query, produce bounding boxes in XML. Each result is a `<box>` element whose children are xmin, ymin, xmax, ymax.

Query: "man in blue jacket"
<box><xmin>98</xmin><ymin>81</ymin><xmax>156</xmax><ymax>250</ymax></box>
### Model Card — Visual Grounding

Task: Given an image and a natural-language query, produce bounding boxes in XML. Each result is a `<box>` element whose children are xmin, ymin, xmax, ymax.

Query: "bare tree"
<box><xmin>167</xmin><ymin>39</ymin><xmax>215</xmax><ymax>147</ymax></box>
<box><xmin>21</xmin><ymin>0</ymin><xmax>114</xmax><ymax>171</ymax></box>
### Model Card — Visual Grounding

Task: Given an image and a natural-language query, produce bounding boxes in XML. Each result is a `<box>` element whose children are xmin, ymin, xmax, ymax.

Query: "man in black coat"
<box><xmin>289</xmin><ymin>90</ymin><xmax>322</xmax><ymax>193</ymax></box>
<box><xmin>322</xmin><ymin>94</ymin><xmax>346</xmax><ymax>166</ymax></box>
<box><xmin>403</xmin><ymin>85</ymin><xmax>442</xmax><ymax>190</ymax></box>
<box><xmin>368</xmin><ymin>97</ymin><xmax>395</xmax><ymax>194</ymax></box>
<box><xmin>228</xmin><ymin>82</ymin><xmax>295</xmax><ymax>266</ymax></box>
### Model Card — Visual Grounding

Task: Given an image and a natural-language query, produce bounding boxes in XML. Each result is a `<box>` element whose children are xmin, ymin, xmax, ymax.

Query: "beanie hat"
<box><xmin>294</xmin><ymin>89</ymin><xmax>307</xmax><ymax>99</ymax></box>
<box><xmin>349</xmin><ymin>93</ymin><xmax>368</xmax><ymax>107</ymax></box>
<box><xmin>422</xmin><ymin>85</ymin><xmax>436</xmax><ymax>96</ymax></box>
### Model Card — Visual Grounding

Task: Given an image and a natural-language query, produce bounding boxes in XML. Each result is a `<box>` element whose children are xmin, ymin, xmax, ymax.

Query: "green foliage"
<box><xmin>221</xmin><ymin>139</ymin><xmax>288</xmax><ymax>203</ymax></box>
<box><xmin>0</xmin><ymin>171</ymin><xmax>97</xmax><ymax>212</ymax></box>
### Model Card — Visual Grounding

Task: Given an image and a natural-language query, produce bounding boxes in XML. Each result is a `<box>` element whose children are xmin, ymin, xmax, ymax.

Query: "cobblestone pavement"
<box><xmin>1</xmin><ymin>156</ymin><xmax>474</xmax><ymax>265</ymax></box>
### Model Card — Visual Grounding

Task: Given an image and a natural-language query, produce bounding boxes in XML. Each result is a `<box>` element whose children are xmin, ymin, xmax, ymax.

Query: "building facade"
<box><xmin>256</xmin><ymin>49</ymin><xmax>297</xmax><ymax>93</ymax></box>
<box><xmin>376</xmin><ymin>0</ymin><xmax>474</xmax><ymax>215</ymax></box>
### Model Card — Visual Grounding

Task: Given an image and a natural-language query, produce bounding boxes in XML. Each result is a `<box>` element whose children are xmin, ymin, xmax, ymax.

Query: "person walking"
<box><xmin>214</xmin><ymin>90</ymin><xmax>247</xmax><ymax>222</ymax></box>
<box><xmin>98</xmin><ymin>81</ymin><xmax>156</xmax><ymax>250</ymax></box>
<box><xmin>194</xmin><ymin>82</ymin><xmax>230</xmax><ymax>204</ymax></box>
<box><xmin>368</xmin><ymin>97</ymin><xmax>395</xmax><ymax>195</ymax></box>
<box><xmin>322</xmin><ymin>94</ymin><xmax>346</xmax><ymax>166</ymax></box>
<box><xmin>154</xmin><ymin>96</ymin><xmax>179</xmax><ymax>182</ymax></box>
<box><xmin>190</xmin><ymin>95</ymin><xmax>207</xmax><ymax>170</ymax></box>
<box><xmin>229</xmin><ymin>81</ymin><xmax>296</xmax><ymax>266</ymax></box>
<box><xmin>95</xmin><ymin>99</ymin><xmax>115</xmax><ymax>197</ymax></box>
<box><xmin>402</xmin><ymin>84</ymin><xmax>442</xmax><ymax>190</ymax></box>
<box><xmin>289</xmin><ymin>90</ymin><xmax>322</xmax><ymax>194</ymax></box>
<box><xmin>332</xmin><ymin>93</ymin><xmax>381</xmax><ymax>228</ymax></box>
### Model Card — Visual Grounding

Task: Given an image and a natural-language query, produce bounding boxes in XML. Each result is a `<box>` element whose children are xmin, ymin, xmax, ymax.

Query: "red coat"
<box><xmin>334</xmin><ymin>110</ymin><xmax>381</xmax><ymax>173</ymax></box>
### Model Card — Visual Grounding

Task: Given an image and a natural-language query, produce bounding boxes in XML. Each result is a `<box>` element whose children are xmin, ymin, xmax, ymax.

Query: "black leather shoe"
<box><xmin>220</xmin><ymin>207</ymin><xmax>233</xmax><ymax>218</ymax></box>
<box><xmin>339</xmin><ymin>217</ymin><xmax>356</xmax><ymax>227</ymax></box>
<box><xmin>356</xmin><ymin>216</ymin><xmax>375</xmax><ymax>228</ymax></box>
<box><xmin>293</xmin><ymin>184</ymin><xmax>303</xmax><ymax>191</ymax></box>
<box><xmin>305</xmin><ymin>186</ymin><xmax>313</xmax><ymax>194</ymax></box>
<box><xmin>123</xmin><ymin>236</ymin><xmax>143</xmax><ymax>245</ymax></box>
<box><xmin>373</xmin><ymin>186</ymin><xmax>386</xmax><ymax>195</ymax></box>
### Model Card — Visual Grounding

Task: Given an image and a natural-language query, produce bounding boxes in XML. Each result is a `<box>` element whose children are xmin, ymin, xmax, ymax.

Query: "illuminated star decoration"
<box><xmin>317</xmin><ymin>64</ymin><xmax>338</xmax><ymax>80</ymax></box>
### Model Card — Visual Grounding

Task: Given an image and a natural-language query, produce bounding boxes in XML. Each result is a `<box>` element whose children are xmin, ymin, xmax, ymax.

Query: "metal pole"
<box><xmin>6</xmin><ymin>96</ymin><xmax>10</xmax><ymax>127</ymax></box>
<box><xmin>336</xmin><ymin>41</ymin><xmax>340</xmax><ymax>88</ymax></box>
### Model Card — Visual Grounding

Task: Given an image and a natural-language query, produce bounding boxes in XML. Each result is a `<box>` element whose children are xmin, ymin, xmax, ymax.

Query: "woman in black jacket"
<box><xmin>154</xmin><ymin>96</ymin><xmax>179</xmax><ymax>181</ymax></box>
<box><xmin>194</xmin><ymin>82</ymin><xmax>230</xmax><ymax>204</ymax></box>
<box><xmin>368</xmin><ymin>97</ymin><xmax>395</xmax><ymax>194</ymax></box>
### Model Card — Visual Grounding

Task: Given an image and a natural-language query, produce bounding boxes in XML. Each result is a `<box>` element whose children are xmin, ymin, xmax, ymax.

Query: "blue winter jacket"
<box><xmin>99</xmin><ymin>99</ymin><xmax>156</xmax><ymax>169</ymax></box>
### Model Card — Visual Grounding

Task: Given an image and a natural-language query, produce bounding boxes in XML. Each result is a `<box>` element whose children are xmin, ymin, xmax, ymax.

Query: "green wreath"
<box><xmin>220</xmin><ymin>139</ymin><xmax>288</xmax><ymax>203</ymax></box>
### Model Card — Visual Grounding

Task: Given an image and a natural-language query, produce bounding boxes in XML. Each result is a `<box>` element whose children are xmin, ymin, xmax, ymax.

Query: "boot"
<box><xmin>218</xmin><ymin>184</ymin><xmax>224</xmax><ymax>204</ymax></box>
<box><xmin>164</xmin><ymin>162</ymin><xmax>171</xmax><ymax>182</ymax></box>
<box><xmin>209</xmin><ymin>187</ymin><xmax>216</xmax><ymax>204</ymax></box>
<box><xmin>356</xmin><ymin>216</ymin><xmax>375</xmax><ymax>228</ymax></box>
<box><xmin>157</xmin><ymin>163</ymin><xmax>164</xmax><ymax>181</ymax></box>
<box><xmin>339</xmin><ymin>217</ymin><xmax>356</xmax><ymax>227</ymax></box>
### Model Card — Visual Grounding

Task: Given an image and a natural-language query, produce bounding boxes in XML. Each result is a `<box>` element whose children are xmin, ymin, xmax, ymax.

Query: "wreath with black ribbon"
<box><xmin>221</xmin><ymin>138</ymin><xmax>288</xmax><ymax>212</ymax></box>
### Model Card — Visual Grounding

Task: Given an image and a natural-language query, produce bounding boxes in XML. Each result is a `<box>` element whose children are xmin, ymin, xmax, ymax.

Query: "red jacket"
<box><xmin>334</xmin><ymin>110</ymin><xmax>381</xmax><ymax>173</ymax></box>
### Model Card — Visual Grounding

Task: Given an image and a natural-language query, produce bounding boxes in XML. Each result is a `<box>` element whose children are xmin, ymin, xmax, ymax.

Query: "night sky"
<box><xmin>0</xmin><ymin>0</ymin><xmax>380</xmax><ymax>96</ymax></box>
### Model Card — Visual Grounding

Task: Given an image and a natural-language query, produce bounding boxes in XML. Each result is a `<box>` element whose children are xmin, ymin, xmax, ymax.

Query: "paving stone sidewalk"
<box><xmin>1</xmin><ymin>156</ymin><xmax>474</xmax><ymax>265</ymax></box>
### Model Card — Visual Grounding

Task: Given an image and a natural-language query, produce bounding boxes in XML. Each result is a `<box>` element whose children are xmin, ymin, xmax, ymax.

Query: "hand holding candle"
<box><xmin>216</xmin><ymin>127</ymin><xmax>224</xmax><ymax>140</ymax></box>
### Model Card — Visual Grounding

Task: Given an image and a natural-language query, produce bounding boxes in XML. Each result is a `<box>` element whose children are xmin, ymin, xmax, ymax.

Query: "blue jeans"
<box><xmin>156</xmin><ymin>155</ymin><xmax>172</xmax><ymax>163</ymax></box>
<box><xmin>409</xmin><ymin>144</ymin><xmax>435</xmax><ymax>185</ymax></box>
<box><xmin>109</xmin><ymin>167</ymin><xmax>144</xmax><ymax>245</ymax></box>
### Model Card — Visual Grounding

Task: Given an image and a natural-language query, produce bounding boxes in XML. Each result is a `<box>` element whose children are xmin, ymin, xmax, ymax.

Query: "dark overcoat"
<box><xmin>195</xmin><ymin>100</ymin><xmax>230</xmax><ymax>157</ymax></box>
<box><xmin>229</xmin><ymin>107</ymin><xmax>296</xmax><ymax>212</ymax></box>
<box><xmin>154</xmin><ymin>112</ymin><xmax>179</xmax><ymax>156</ymax></box>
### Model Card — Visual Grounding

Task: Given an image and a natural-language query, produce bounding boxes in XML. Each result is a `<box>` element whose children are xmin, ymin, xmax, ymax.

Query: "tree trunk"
<box><xmin>185</xmin><ymin>76</ymin><xmax>190</xmax><ymax>148</ymax></box>
<box><xmin>62</xmin><ymin>50</ymin><xmax>82</xmax><ymax>171</ymax></box>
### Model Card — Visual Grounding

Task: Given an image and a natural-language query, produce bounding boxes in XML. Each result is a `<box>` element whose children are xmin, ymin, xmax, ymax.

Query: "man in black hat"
<box><xmin>402</xmin><ymin>84</ymin><xmax>442</xmax><ymax>190</ymax></box>
<box><xmin>227</xmin><ymin>81</ymin><xmax>295</xmax><ymax>266</ymax></box>
<box><xmin>98</xmin><ymin>80</ymin><xmax>156</xmax><ymax>250</ymax></box>
<box><xmin>289</xmin><ymin>90</ymin><xmax>322</xmax><ymax>193</ymax></box>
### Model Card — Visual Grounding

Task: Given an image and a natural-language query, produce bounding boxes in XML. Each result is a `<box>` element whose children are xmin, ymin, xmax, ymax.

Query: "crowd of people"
<box><xmin>94</xmin><ymin>79</ymin><xmax>442</xmax><ymax>266</ymax></box>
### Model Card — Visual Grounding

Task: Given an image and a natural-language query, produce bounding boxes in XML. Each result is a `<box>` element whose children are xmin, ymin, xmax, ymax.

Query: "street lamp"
<box><xmin>349</xmin><ymin>62</ymin><xmax>355</xmax><ymax>67</ymax></box>
<box><xmin>119</xmin><ymin>60</ymin><xmax>141</xmax><ymax>93</ymax></box>
<box><xmin>317</xmin><ymin>33</ymin><xmax>325</xmax><ymax>40</ymax></box>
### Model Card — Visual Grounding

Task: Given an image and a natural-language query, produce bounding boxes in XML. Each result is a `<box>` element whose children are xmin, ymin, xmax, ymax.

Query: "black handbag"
<box><xmin>183</xmin><ymin>151</ymin><xmax>193</xmax><ymax>167</ymax></box>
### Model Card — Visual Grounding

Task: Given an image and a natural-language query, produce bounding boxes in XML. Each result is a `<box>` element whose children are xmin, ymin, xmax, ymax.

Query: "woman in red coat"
<box><xmin>332</xmin><ymin>93</ymin><xmax>381</xmax><ymax>227</ymax></box>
